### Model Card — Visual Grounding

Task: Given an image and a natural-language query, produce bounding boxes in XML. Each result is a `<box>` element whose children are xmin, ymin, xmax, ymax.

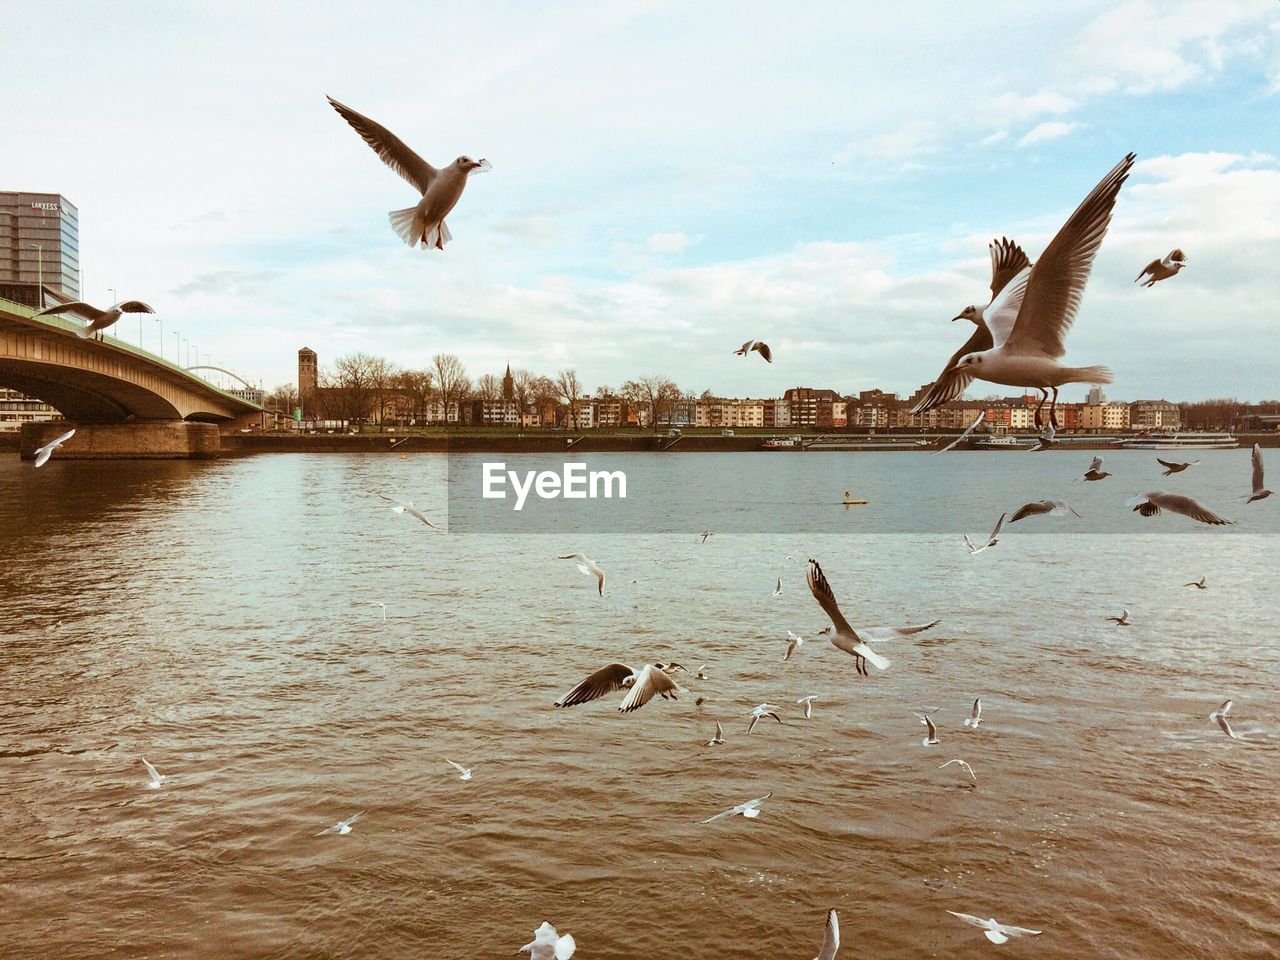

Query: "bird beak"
<box><xmin>951</xmin><ymin>313</ymin><xmax>963</xmax><ymax>322</ymax></box>
<box><xmin>946</xmin><ymin>364</ymin><xmax>964</xmax><ymax>373</ymax></box>
<box><xmin>473</xmin><ymin>158</ymin><xmax>492</xmax><ymax>173</ymax></box>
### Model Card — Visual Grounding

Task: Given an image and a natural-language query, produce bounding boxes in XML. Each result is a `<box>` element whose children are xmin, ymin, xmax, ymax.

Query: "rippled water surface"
<box><xmin>3</xmin><ymin>451</ymin><xmax>1278</xmax><ymax>959</ymax></box>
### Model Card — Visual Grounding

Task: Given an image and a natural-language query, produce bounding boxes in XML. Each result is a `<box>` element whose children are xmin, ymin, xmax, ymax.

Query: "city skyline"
<box><xmin>1</xmin><ymin>2</ymin><xmax>1278</xmax><ymax>403</ymax></box>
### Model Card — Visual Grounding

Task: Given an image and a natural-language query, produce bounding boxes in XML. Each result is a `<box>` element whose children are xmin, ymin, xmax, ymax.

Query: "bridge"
<box><xmin>1</xmin><ymin>296</ymin><xmax>264</xmax><ymax>459</ymax></box>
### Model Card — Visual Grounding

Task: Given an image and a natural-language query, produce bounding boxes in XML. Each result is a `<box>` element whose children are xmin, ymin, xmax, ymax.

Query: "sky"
<box><xmin>3</xmin><ymin>0</ymin><xmax>1279</xmax><ymax>402</ymax></box>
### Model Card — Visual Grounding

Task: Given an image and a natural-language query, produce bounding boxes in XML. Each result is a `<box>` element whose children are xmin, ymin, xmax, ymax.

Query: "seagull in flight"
<box><xmin>701</xmin><ymin>792</ymin><xmax>772</xmax><ymax>823</ymax></box>
<box><xmin>939</xmin><ymin>759</ymin><xmax>977</xmax><ymax>783</ymax></box>
<box><xmin>733</xmin><ymin>339</ymin><xmax>772</xmax><ymax>363</ymax></box>
<box><xmin>748</xmin><ymin>703</ymin><xmax>786</xmax><ymax>734</ymax></box>
<box><xmin>327</xmin><ymin>95</ymin><xmax>489</xmax><ymax>250</ymax></box>
<box><xmin>965</xmin><ymin>512</ymin><xmax>1005</xmax><ymax>554</ymax></box>
<box><xmin>784</xmin><ymin>630</ymin><xmax>805</xmax><ymax>661</ymax></box>
<box><xmin>37</xmin><ymin>298</ymin><xmax>154</xmax><ymax>340</ymax></box>
<box><xmin>1106</xmin><ymin>608</ymin><xmax>1131</xmax><ymax>626</ymax></box>
<box><xmin>32</xmin><ymin>428</ymin><xmax>76</xmax><ymax>468</ymax></box>
<box><xmin>938</xmin><ymin>155</ymin><xmax>1135</xmax><ymax>429</ymax></box>
<box><xmin>1030</xmin><ymin>420</ymin><xmax>1057</xmax><ymax>452</ymax></box>
<box><xmin>811</xmin><ymin>909</ymin><xmax>839</xmax><ymax>960</ymax></box>
<box><xmin>1009</xmin><ymin>500</ymin><xmax>1080</xmax><ymax>523</ymax></box>
<box><xmin>773</xmin><ymin>577</ymin><xmax>783</xmax><ymax>597</ymax></box>
<box><xmin>445</xmin><ymin>760</ymin><xmax>473</xmax><ymax>781</ymax></box>
<box><xmin>371</xmin><ymin>601</ymin><xmax>387</xmax><ymax>621</ymax></box>
<box><xmin>706</xmin><ymin>721</ymin><xmax>726</xmax><ymax>746</ymax></box>
<box><xmin>912</xmin><ymin>237</ymin><xmax>1031</xmax><ymax>417</ymax></box>
<box><xmin>797</xmin><ymin>695</ymin><xmax>818</xmax><ymax>719</ymax></box>
<box><xmin>807</xmin><ymin>560</ymin><xmax>939</xmax><ymax>676</ymax></box>
<box><xmin>1076</xmin><ymin>457</ymin><xmax>1111</xmax><ymax>482</ymax></box>
<box><xmin>1157</xmin><ymin>457</ymin><xmax>1200</xmax><ymax>476</ymax></box>
<box><xmin>554</xmin><ymin>662</ymin><xmax>683</xmax><ymax>713</ymax></box>
<box><xmin>558</xmin><ymin>553</ymin><xmax>606</xmax><ymax>595</ymax></box>
<box><xmin>141</xmin><ymin>757</ymin><xmax>174</xmax><ymax>790</ymax></box>
<box><xmin>695</xmin><ymin>664</ymin><xmax>711</xmax><ymax>680</ymax></box>
<box><xmin>946</xmin><ymin>911</ymin><xmax>1042</xmax><ymax>945</ymax></box>
<box><xmin>921</xmin><ymin>714</ymin><xmax>940</xmax><ymax>746</ymax></box>
<box><xmin>315</xmin><ymin>810</ymin><xmax>366</xmax><ymax>836</ymax></box>
<box><xmin>964</xmin><ymin>698</ymin><xmax>983</xmax><ymax>728</ymax></box>
<box><xmin>1209</xmin><ymin>699</ymin><xmax>1241</xmax><ymax>740</ymax></box>
<box><xmin>1248</xmin><ymin>444</ymin><xmax>1273</xmax><ymax>503</ymax></box>
<box><xmin>1184</xmin><ymin>577</ymin><xmax>1207</xmax><ymax>590</ymax></box>
<box><xmin>519</xmin><ymin>922</ymin><xmax>576</xmax><ymax>960</ymax></box>
<box><xmin>934</xmin><ymin>411</ymin><xmax>986</xmax><ymax>455</ymax></box>
<box><xmin>377</xmin><ymin>494</ymin><xmax>438</xmax><ymax>528</ymax></box>
<box><xmin>1135</xmin><ymin>248</ymin><xmax>1187</xmax><ymax>287</ymax></box>
<box><xmin>1128</xmin><ymin>492</ymin><xmax>1233</xmax><ymax>525</ymax></box>
<box><xmin>699</xmin><ymin>530</ymin><xmax>712</xmax><ymax>543</ymax></box>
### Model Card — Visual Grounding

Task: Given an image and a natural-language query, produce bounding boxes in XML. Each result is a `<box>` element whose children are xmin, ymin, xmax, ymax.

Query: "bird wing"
<box><xmin>934</xmin><ymin>410</ymin><xmax>987</xmax><ymax>454</ymax></box>
<box><xmin>446</xmin><ymin>760</ymin><xmax>467</xmax><ymax>774</ymax></box>
<box><xmin>1252</xmin><ymin>444</ymin><xmax>1265</xmax><ymax>494</ymax></box>
<box><xmin>755</xmin><ymin>342</ymin><xmax>773</xmax><ymax>362</ymax></box>
<box><xmin>851</xmin><ymin>642</ymin><xmax>890</xmax><ymax>670</ymax></box>
<box><xmin>855</xmin><ymin>620</ymin><xmax>940</xmax><ymax>641</ymax></box>
<box><xmin>817</xmin><ymin>908</ymin><xmax>839</xmax><ymax>960</ymax></box>
<box><xmin>554</xmin><ymin>934</ymin><xmax>576</xmax><ymax>960</ymax></box>
<box><xmin>947</xmin><ymin>911</ymin><xmax>988</xmax><ymax>929</ymax></box>
<box><xmin>1156</xmin><ymin>458</ymin><xmax>1180</xmax><ymax>469</ymax></box>
<box><xmin>989</xmin><ymin>236</ymin><xmax>1032</xmax><ymax>299</ymax></box>
<box><xmin>925</xmin><ymin>715</ymin><xmax>937</xmax><ymax>739</ymax></box>
<box><xmin>1004</xmin><ymin>153</ymin><xmax>1135</xmax><ymax>359</ymax></box>
<box><xmin>911</xmin><ymin>327</ymin><xmax>992</xmax><ymax>414</ymax></box>
<box><xmin>344</xmin><ymin>810</ymin><xmax>366</xmax><ymax>826</ymax></box>
<box><xmin>983</xmin><ymin>265</ymin><xmax>1031</xmax><ymax>349</ymax></box>
<box><xmin>735</xmin><ymin>339</ymin><xmax>753</xmax><ymax>354</ymax></box>
<box><xmin>406</xmin><ymin>506</ymin><xmax>438</xmax><ymax>528</ymax></box>
<box><xmin>41</xmin><ymin>428</ymin><xmax>76</xmax><ymax>451</ymax></box>
<box><xmin>963</xmin><ymin>534</ymin><xmax>978</xmax><ymax>553</ymax></box>
<box><xmin>989</xmin><ymin>512</ymin><xmax>1007</xmax><ymax>541</ymax></box>
<box><xmin>1089</xmin><ymin>456</ymin><xmax>1104</xmax><ymax>473</ymax></box>
<box><xmin>36</xmin><ymin>301</ymin><xmax>101</xmax><ymax>319</ymax></box>
<box><xmin>142</xmin><ymin>758</ymin><xmax>161</xmax><ymax>781</ymax></box>
<box><xmin>1149</xmin><ymin>492</ymin><xmax>1232</xmax><ymax>525</ymax></box>
<box><xmin>996</xmin><ymin>923</ymin><xmax>1042</xmax><ymax>937</ymax></box>
<box><xmin>702</xmin><ymin>804</ymin><xmax>739</xmax><ymax>823</ymax></box>
<box><xmin>116</xmin><ymin>301</ymin><xmax>155</xmax><ymax>314</ymax></box>
<box><xmin>1009</xmin><ymin>501</ymin><xmax>1047</xmax><ymax>523</ymax></box>
<box><xmin>327</xmin><ymin>95</ymin><xmax>439</xmax><ymax>194</ymax></box>
<box><xmin>1136</xmin><ymin>258</ymin><xmax>1161</xmax><ymax>281</ymax></box>
<box><xmin>555</xmin><ymin>663</ymin><xmax>634</xmax><ymax>707</ymax></box>
<box><xmin>618</xmin><ymin>664</ymin><xmax>678</xmax><ymax>713</ymax></box>
<box><xmin>971</xmin><ymin>698</ymin><xmax>981</xmax><ymax>720</ymax></box>
<box><xmin>715</xmin><ymin>721</ymin><xmax>723</xmax><ymax>739</ymax></box>
<box><xmin>806</xmin><ymin>560</ymin><xmax>855</xmax><ymax>637</ymax></box>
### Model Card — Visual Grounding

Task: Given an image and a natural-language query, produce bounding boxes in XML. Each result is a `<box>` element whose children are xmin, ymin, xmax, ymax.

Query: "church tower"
<box><xmin>298</xmin><ymin>347</ymin><xmax>318</xmax><ymax>411</ymax></box>
<box><xmin>502</xmin><ymin>363</ymin><xmax>514</xmax><ymax>402</ymax></box>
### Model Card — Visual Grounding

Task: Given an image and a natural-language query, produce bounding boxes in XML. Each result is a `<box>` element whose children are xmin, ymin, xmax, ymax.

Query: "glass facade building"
<box><xmin>0</xmin><ymin>191</ymin><xmax>80</xmax><ymax>300</ymax></box>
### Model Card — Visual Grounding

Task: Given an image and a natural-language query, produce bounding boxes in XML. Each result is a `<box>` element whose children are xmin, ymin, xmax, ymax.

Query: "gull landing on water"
<box><xmin>558</xmin><ymin>553</ymin><xmax>605</xmax><ymax>596</ymax></box>
<box><xmin>946</xmin><ymin>911</ymin><xmax>1042</xmax><ymax>945</ymax></box>
<box><xmin>141</xmin><ymin>757</ymin><xmax>174</xmax><ymax>790</ymax></box>
<box><xmin>326</xmin><ymin>95</ymin><xmax>489</xmax><ymax>251</ymax></box>
<box><xmin>315</xmin><ymin>810</ymin><xmax>366</xmax><ymax>836</ymax></box>
<box><xmin>701</xmin><ymin>792</ymin><xmax>772</xmax><ymax>824</ymax></box>
<box><xmin>32</xmin><ymin>428</ymin><xmax>76</xmax><ymax>468</ymax></box>
<box><xmin>37</xmin><ymin>299</ymin><xmax>154</xmax><ymax>340</ymax></box>
<box><xmin>445</xmin><ymin>760</ymin><xmax>473</xmax><ymax>781</ymax></box>
<box><xmin>941</xmin><ymin>155</ymin><xmax>1136</xmax><ymax>429</ymax></box>
<box><xmin>554</xmin><ymin>662</ymin><xmax>684</xmax><ymax>713</ymax></box>
<box><xmin>965</xmin><ymin>513</ymin><xmax>1005</xmax><ymax>554</ymax></box>
<box><xmin>732</xmin><ymin>339</ymin><xmax>773</xmax><ymax>363</ymax></box>
<box><xmin>519</xmin><ymin>922</ymin><xmax>576</xmax><ymax>960</ymax></box>
<box><xmin>1136</xmin><ymin>248</ymin><xmax>1187</xmax><ymax>287</ymax></box>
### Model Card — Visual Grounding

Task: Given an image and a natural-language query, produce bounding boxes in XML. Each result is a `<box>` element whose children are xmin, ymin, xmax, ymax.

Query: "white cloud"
<box><xmin>1017</xmin><ymin>121</ymin><xmax>1083</xmax><ymax>147</ymax></box>
<box><xmin>834</xmin><ymin>121</ymin><xmax>939</xmax><ymax>169</ymax></box>
<box><xmin>645</xmin><ymin>232</ymin><xmax>696</xmax><ymax>254</ymax></box>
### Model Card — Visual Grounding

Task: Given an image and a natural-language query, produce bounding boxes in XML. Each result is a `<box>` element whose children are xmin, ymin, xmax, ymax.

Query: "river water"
<box><xmin>2</xmin><ymin>450</ymin><xmax>1277</xmax><ymax>958</ymax></box>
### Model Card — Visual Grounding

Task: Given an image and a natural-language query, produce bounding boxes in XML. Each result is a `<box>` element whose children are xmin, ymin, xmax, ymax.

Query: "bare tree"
<box><xmin>475</xmin><ymin>372</ymin><xmax>503</xmax><ymax>401</ymax></box>
<box><xmin>622</xmin><ymin>375</ymin><xmax>679</xmax><ymax>431</ymax></box>
<box><xmin>267</xmin><ymin>383</ymin><xmax>298</xmax><ymax>416</ymax></box>
<box><xmin>512</xmin><ymin>368</ymin><xmax>536</xmax><ymax>418</ymax></box>
<box><xmin>529</xmin><ymin>375</ymin><xmax>560</xmax><ymax>426</ymax></box>
<box><xmin>368</xmin><ymin>356</ymin><xmax>400</xmax><ymax>428</ymax></box>
<box><xmin>433</xmin><ymin>353</ymin><xmax>470</xmax><ymax>425</ymax></box>
<box><xmin>319</xmin><ymin>352</ymin><xmax>381</xmax><ymax>424</ymax></box>
<box><xmin>396</xmin><ymin>369</ymin><xmax>434</xmax><ymax>424</ymax></box>
<box><xmin>556</xmin><ymin>368</ymin><xmax>582</xmax><ymax>429</ymax></box>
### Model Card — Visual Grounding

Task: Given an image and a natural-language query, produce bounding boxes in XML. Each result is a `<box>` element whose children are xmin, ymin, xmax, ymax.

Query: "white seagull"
<box><xmin>141</xmin><ymin>757</ymin><xmax>174</xmax><ymax>790</ymax></box>
<box><xmin>921</xmin><ymin>714</ymin><xmax>940</xmax><ymax>746</ymax></box>
<box><xmin>32</xmin><ymin>428</ymin><xmax>76</xmax><ymax>468</ymax></box>
<box><xmin>700</xmin><ymin>530</ymin><xmax>712</xmax><ymax>543</ymax></box>
<box><xmin>797</xmin><ymin>695</ymin><xmax>818</xmax><ymax>719</ymax></box>
<box><xmin>1248</xmin><ymin>444</ymin><xmax>1273</xmax><ymax>503</ymax></box>
<box><xmin>748</xmin><ymin>703</ymin><xmax>786</xmax><ymax>734</ymax></box>
<box><xmin>445</xmin><ymin>760</ymin><xmax>473</xmax><ymax>781</ymax></box>
<box><xmin>942</xmin><ymin>154</ymin><xmax>1135</xmax><ymax>429</ymax></box>
<box><xmin>554</xmin><ymin>662</ymin><xmax>683</xmax><ymax>713</ymax></box>
<box><xmin>1135</xmin><ymin>248</ymin><xmax>1187</xmax><ymax>287</ymax></box>
<box><xmin>1184</xmin><ymin>577</ymin><xmax>1207</xmax><ymax>590</ymax></box>
<box><xmin>315</xmin><ymin>810</ymin><xmax>366</xmax><ymax>836</ymax></box>
<box><xmin>939</xmin><ymin>759</ymin><xmax>977</xmax><ymax>783</ymax></box>
<box><xmin>784</xmin><ymin>630</ymin><xmax>806</xmax><ymax>661</ymax></box>
<box><xmin>327</xmin><ymin>95</ymin><xmax>489</xmax><ymax>250</ymax></box>
<box><xmin>37</xmin><ymin>299</ymin><xmax>154</xmax><ymax>340</ymax></box>
<box><xmin>1209</xmin><ymin>700</ymin><xmax>1241</xmax><ymax>740</ymax></box>
<box><xmin>1106</xmin><ymin>608</ymin><xmax>1131</xmax><ymax>626</ymax></box>
<box><xmin>964</xmin><ymin>698</ymin><xmax>983</xmax><ymax>728</ymax></box>
<box><xmin>706</xmin><ymin>721</ymin><xmax>726</xmax><ymax>746</ymax></box>
<box><xmin>701</xmin><ymin>792</ymin><xmax>772</xmax><ymax>824</ymax></box>
<box><xmin>773</xmin><ymin>577</ymin><xmax>783</xmax><ymax>597</ymax></box>
<box><xmin>912</xmin><ymin>237</ymin><xmax>1031</xmax><ymax>416</ymax></box>
<box><xmin>371</xmin><ymin>601</ymin><xmax>387</xmax><ymax>621</ymax></box>
<box><xmin>1009</xmin><ymin>500</ymin><xmax>1080</xmax><ymax>523</ymax></box>
<box><xmin>1076</xmin><ymin>456</ymin><xmax>1111</xmax><ymax>482</ymax></box>
<box><xmin>733</xmin><ymin>339</ymin><xmax>773</xmax><ymax>363</ymax></box>
<box><xmin>696</xmin><ymin>664</ymin><xmax>711</xmax><ymax>680</ymax></box>
<box><xmin>946</xmin><ymin>911</ymin><xmax>1042</xmax><ymax>945</ymax></box>
<box><xmin>934</xmin><ymin>411</ymin><xmax>986</xmax><ymax>455</ymax></box>
<box><xmin>807</xmin><ymin>560</ymin><xmax>939</xmax><ymax>676</ymax></box>
<box><xmin>519</xmin><ymin>922</ymin><xmax>576</xmax><ymax>960</ymax></box>
<box><xmin>377</xmin><ymin>494</ymin><xmax>438</xmax><ymax>528</ymax></box>
<box><xmin>1128</xmin><ymin>491</ymin><xmax>1233</xmax><ymax>525</ymax></box>
<box><xmin>558</xmin><ymin>553</ymin><xmax>606</xmax><ymax>596</ymax></box>
<box><xmin>1157</xmin><ymin>457</ymin><xmax>1200</xmax><ymax>476</ymax></box>
<box><xmin>964</xmin><ymin>512</ymin><xmax>1005</xmax><ymax>554</ymax></box>
<box><xmin>811</xmin><ymin>909</ymin><xmax>840</xmax><ymax>960</ymax></box>
<box><xmin>1030</xmin><ymin>420</ymin><xmax>1057</xmax><ymax>452</ymax></box>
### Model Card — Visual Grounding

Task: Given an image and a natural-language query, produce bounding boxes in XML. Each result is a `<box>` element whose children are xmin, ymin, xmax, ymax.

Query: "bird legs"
<box><xmin>1032</xmin><ymin>388</ymin><xmax>1061</xmax><ymax>429</ymax></box>
<box><xmin>1033</xmin><ymin>388</ymin><xmax>1049</xmax><ymax>429</ymax></box>
<box><xmin>853</xmin><ymin>653</ymin><xmax>867</xmax><ymax>676</ymax></box>
<box><xmin>1049</xmin><ymin>387</ymin><xmax>1060</xmax><ymax>429</ymax></box>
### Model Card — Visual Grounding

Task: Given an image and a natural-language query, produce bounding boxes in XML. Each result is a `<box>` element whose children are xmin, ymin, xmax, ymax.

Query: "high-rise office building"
<box><xmin>0</xmin><ymin>191</ymin><xmax>80</xmax><ymax>304</ymax></box>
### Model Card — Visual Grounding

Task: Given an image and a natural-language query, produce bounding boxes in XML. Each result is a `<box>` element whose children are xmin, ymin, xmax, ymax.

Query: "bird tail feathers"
<box><xmin>388</xmin><ymin>207</ymin><xmax>420</xmax><ymax>248</ymax></box>
<box><xmin>1068</xmin><ymin>365</ymin><xmax>1113</xmax><ymax>385</ymax></box>
<box><xmin>852</xmin><ymin>643</ymin><xmax>890</xmax><ymax>671</ymax></box>
<box><xmin>76</xmin><ymin>325</ymin><xmax>92</xmax><ymax>339</ymax></box>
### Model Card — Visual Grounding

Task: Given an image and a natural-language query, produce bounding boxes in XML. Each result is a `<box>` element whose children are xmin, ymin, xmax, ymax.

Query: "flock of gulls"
<box><xmin>20</xmin><ymin>99</ymin><xmax>1273</xmax><ymax>955</ymax></box>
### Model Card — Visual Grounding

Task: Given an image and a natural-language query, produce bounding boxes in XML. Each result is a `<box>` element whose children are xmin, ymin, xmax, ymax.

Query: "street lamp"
<box><xmin>107</xmin><ymin>288</ymin><xmax>118</xmax><ymax>338</ymax></box>
<box><xmin>155</xmin><ymin>315</ymin><xmax>163</xmax><ymax>359</ymax></box>
<box><xmin>183</xmin><ymin>338</ymin><xmax>189</xmax><ymax>367</ymax></box>
<box><xmin>173</xmin><ymin>331</ymin><xmax>179</xmax><ymax>360</ymax></box>
<box><xmin>28</xmin><ymin>243</ymin><xmax>43</xmax><ymax>310</ymax></box>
